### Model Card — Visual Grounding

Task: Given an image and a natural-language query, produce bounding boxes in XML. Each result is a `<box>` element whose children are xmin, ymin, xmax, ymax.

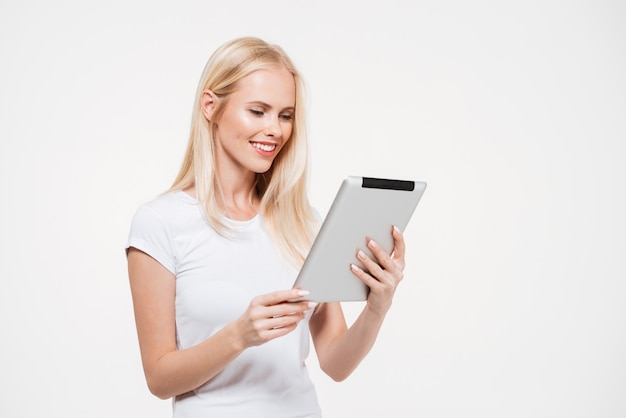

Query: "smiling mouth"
<box><xmin>250</xmin><ymin>142</ymin><xmax>277</xmax><ymax>152</ymax></box>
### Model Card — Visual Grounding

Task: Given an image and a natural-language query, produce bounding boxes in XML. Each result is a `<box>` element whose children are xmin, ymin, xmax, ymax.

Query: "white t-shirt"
<box><xmin>127</xmin><ymin>191</ymin><xmax>321</xmax><ymax>418</ymax></box>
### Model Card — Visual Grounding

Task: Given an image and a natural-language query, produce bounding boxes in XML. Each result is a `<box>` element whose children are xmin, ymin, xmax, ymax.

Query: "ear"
<box><xmin>201</xmin><ymin>89</ymin><xmax>219</xmax><ymax>121</ymax></box>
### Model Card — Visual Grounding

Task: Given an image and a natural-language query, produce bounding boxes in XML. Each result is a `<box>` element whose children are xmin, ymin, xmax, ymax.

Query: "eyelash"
<box><xmin>249</xmin><ymin>109</ymin><xmax>293</xmax><ymax>121</ymax></box>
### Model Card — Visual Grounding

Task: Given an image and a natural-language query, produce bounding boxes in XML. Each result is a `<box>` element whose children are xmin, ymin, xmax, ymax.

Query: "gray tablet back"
<box><xmin>293</xmin><ymin>176</ymin><xmax>426</xmax><ymax>302</ymax></box>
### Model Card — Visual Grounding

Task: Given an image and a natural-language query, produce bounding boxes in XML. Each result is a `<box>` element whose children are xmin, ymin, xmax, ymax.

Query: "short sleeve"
<box><xmin>126</xmin><ymin>204</ymin><xmax>176</xmax><ymax>274</ymax></box>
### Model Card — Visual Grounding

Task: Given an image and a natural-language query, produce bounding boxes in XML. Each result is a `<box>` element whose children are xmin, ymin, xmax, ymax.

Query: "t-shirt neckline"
<box><xmin>175</xmin><ymin>190</ymin><xmax>260</xmax><ymax>225</ymax></box>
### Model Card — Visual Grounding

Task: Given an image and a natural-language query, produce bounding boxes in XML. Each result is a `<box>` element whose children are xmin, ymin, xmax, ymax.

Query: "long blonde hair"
<box><xmin>170</xmin><ymin>37</ymin><xmax>317</xmax><ymax>267</ymax></box>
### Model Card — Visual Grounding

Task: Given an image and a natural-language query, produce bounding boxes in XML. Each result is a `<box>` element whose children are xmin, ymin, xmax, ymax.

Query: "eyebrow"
<box><xmin>246</xmin><ymin>101</ymin><xmax>295</xmax><ymax>111</ymax></box>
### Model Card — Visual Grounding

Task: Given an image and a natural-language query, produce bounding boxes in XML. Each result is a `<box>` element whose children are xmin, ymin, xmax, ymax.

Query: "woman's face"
<box><xmin>206</xmin><ymin>66</ymin><xmax>296</xmax><ymax>179</ymax></box>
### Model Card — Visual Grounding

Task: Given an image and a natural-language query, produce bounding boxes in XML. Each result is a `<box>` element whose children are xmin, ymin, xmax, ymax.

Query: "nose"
<box><xmin>264</xmin><ymin>115</ymin><xmax>282</xmax><ymax>138</ymax></box>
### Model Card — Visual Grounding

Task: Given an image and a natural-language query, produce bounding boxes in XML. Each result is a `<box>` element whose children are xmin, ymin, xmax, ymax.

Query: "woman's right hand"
<box><xmin>234</xmin><ymin>289</ymin><xmax>314</xmax><ymax>348</ymax></box>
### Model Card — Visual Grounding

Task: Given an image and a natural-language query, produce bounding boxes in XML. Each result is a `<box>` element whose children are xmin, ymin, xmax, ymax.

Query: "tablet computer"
<box><xmin>292</xmin><ymin>176</ymin><xmax>427</xmax><ymax>302</ymax></box>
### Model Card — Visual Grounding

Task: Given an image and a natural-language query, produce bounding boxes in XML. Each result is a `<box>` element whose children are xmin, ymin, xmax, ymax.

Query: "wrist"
<box><xmin>223</xmin><ymin>320</ymin><xmax>248</xmax><ymax>353</ymax></box>
<box><xmin>363</xmin><ymin>302</ymin><xmax>389</xmax><ymax>322</ymax></box>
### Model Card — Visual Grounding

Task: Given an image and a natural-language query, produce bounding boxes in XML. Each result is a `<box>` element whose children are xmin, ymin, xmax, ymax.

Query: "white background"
<box><xmin>1</xmin><ymin>1</ymin><xmax>625</xmax><ymax>417</ymax></box>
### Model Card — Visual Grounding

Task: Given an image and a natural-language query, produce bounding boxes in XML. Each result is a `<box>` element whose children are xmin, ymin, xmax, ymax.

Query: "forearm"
<box><xmin>141</xmin><ymin>289</ymin><xmax>311</xmax><ymax>399</ymax></box>
<box><xmin>317</xmin><ymin>305</ymin><xmax>387</xmax><ymax>382</ymax></box>
<box><xmin>144</xmin><ymin>321</ymin><xmax>245</xmax><ymax>399</ymax></box>
<box><xmin>317</xmin><ymin>229</ymin><xmax>406</xmax><ymax>381</ymax></box>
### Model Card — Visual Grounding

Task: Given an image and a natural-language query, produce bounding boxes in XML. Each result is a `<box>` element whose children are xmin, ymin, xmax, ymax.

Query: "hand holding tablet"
<box><xmin>292</xmin><ymin>176</ymin><xmax>427</xmax><ymax>302</ymax></box>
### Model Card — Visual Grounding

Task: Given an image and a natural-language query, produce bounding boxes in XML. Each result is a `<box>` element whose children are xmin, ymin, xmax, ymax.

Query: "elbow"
<box><xmin>147</xmin><ymin>383</ymin><xmax>172</xmax><ymax>400</ymax></box>
<box><xmin>150</xmin><ymin>388</ymin><xmax>172</xmax><ymax>401</ymax></box>
<box><xmin>328</xmin><ymin>372</ymin><xmax>349</xmax><ymax>383</ymax></box>
<box><xmin>319</xmin><ymin>360</ymin><xmax>352</xmax><ymax>382</ymax></box>
<box><xmin>145</xmin><ymin>375</ymin><xmax>175</xmax><ymax>400</ymax></box>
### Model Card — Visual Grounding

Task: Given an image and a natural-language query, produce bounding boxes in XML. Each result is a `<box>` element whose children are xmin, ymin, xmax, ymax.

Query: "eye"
<box><xmin>249</xmin><ymin>109</ymin><xmax>264</xmax><ymax>116</ymax></box>
<box><xmin>280</xmin><ymin>113</ymin><xmax>294</xmax><ymax>121</ymax></box>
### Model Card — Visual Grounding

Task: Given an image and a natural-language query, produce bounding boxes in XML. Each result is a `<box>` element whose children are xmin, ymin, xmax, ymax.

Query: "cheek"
<box><xmin>235</xmin><ymin>110</ymin><xmax>254</xmax><ymax>128</ymax></box>
<box><xmin>218</xmin><ymin>110</ymin><xmax>255</xmax><ymax>140</ymax></box>
<box><xmin>283</xmin><ymin>123</ymin><xmax>294</xmax><ymax>140</ymax></box>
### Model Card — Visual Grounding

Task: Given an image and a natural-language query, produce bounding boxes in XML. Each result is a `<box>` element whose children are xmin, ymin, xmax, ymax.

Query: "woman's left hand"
<box><xmin>350</xmin><ymin>225</ymin><xmax>406</xmax><ymax>317</ymax></box>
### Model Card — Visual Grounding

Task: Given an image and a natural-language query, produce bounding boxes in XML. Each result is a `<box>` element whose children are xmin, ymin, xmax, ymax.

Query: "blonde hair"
<box><xmin>170</xmin><ymin>37</ymin><xmax>317</xmax><ymax>267</ymax></box>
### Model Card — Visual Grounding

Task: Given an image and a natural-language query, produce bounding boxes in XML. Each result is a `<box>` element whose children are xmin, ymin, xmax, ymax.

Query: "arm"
<box><xmin>309</xmin><ymin>226</ymin><xmax>406</xmax><ymax>382</ymax></box>
<box><xmin>128</xmin><ymin>248</ymin><xmax>312</xmax><ymax>399</ymax></box>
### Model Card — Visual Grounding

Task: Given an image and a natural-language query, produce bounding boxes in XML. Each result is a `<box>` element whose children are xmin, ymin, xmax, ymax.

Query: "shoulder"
<box><xmin>133</xmin><ymin>191</ymin><xmax>198</xmax><ymax>224</ymax></box>
<box><xmin>129</xmin><ymin>191</ymin><xmax>203</xmax><ymax>240</ymax></box>
<box><xmin>127</xmin><ymin>191</ymin><xmax>201</xmax><ymax>273</ymax></box>
<box><xmin>140</xmin><ymin>190</ymin><xmax>196</xmax><ymax>215</ymax></box>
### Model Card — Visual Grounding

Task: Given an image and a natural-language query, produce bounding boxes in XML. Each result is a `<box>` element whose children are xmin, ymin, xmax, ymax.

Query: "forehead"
<box><xmin>231</xmin><ymin>67</ymin><xmax>296</xmax><ymax>108</ymax></box>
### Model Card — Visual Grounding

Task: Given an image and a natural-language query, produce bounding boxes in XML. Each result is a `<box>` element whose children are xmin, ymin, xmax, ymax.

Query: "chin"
<box><xmin>252</xmin><ymin>163</ymin><xmax>274</xmax><ymax>174</ymax></box>
<box><xmin>247</xmin><ymin>155</ymin><xmax>279</xmax><ymax>175</ymax></box>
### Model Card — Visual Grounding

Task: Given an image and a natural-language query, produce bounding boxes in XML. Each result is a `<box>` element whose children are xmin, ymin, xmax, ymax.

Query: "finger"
<box><xmin>249</xmin><ymin>302</ymin><xmax>313</xmax><ymax>325</ymax></box>
<box><xmin>391</xmin><ymin>226</ymin><xmax>405</xmax><ymax>260</ymax></box>
<box><xmin>253</xmin><ymin>288</ymin><xmax>310</xmax><ymax>307</ymax></box>
<box><xmin>365</xmin><ymin>239</ymin><xmax>400</xmax><ymax>275</ymax></box>
<box><xmin>262</xmin><ymin>322</ymin><xmax>300</xmax><ymax>340</ymax></box>
<box><xmin>350</xmin><ymin>263</ymin><xmax>380</xmax><ymax>289</ymax></box>
<box><xmin>356</xmin><ymin>248</ymin><xmax>386</xmax><ymax>281</ymax></box>
<box><xmin>250</xmin><ymin>320</ymin><xmax>301</xmax><ymax>345</ymax></box>
<box><xmin>268</xmin><ymin>301</ymin><xmax>315</xmax><ymax>318</ymax></box>
<box><xmin>258</xmin><ymin>311</ymin><xmax>304</xmax><ymax>328</ymax></box>
<box><xmin>258</xmin><ymin>309</ymin><xmax>311</xmax><ymax>337</ymax></box>
<box><xmin>390</xmin><ymin>225</ymin><xmax>406</xmax><ymax>268</ymax></box>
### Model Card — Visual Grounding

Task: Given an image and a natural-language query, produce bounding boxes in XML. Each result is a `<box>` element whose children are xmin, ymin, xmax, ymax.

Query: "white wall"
<box><xmin>1</xmin><ymin>1</ymin><xmax>624</xmax><ymax>417</ymax></box>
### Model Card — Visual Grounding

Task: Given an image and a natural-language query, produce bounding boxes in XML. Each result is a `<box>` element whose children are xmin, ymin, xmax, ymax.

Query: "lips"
<box><xmin>250</xmin><ymin>142</ymin><xmax>277</xmax><ymax>152</ymax></box>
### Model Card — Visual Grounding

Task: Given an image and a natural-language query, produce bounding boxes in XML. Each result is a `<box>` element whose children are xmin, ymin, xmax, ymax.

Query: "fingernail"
<box><xmin>358</xmin><ymin>250</ymin><xmax>366</xmax><ymax>259</ymax></box>
<box><xmin>368</xmin><ymin>240</ymin><xmax>378</xmax><ymax>248</ymax></box>
<box><xmin>350</xmin><ymin>263</ymin><xmax>361</xmax><ymax>272</ymax></box>
<box><xmin>307</xmin><ymin>302</ymin><xmax>317</xmax><ymax>309</ymax></box>
<box><xmin>297</xmin><ymin>290</ymin><xmax>310</xmax><ymax>296</ymax></box>
<box><xmin>393</xmin><ymin>225</ymin><xmax>402</xmax><ymax>234</ymax></box>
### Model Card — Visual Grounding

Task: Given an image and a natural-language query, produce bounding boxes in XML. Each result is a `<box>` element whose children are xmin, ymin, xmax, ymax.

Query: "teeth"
<box><xmin>251</xmin><ymin>142</ymin><xmax>276</xmax><ymax>152</ymax></box>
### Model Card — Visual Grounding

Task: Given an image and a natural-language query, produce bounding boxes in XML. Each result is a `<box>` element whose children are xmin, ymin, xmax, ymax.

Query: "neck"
<box><xmin>215</xmin><ymin>172</ymin><xmax>259</xmax><ymax>221</ymax></box>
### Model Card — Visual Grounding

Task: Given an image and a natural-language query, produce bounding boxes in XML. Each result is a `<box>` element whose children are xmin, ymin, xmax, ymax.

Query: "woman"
<box><xmin>127</xmin><ymin>37</ymin><xmax>406</xmax><ymax>417</ymax></box>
